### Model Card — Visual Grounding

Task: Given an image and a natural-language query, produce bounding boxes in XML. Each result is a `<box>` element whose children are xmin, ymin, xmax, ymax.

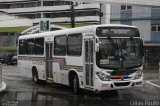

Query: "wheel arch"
<box><xmin>68</xmin><ymin>70</ymin><xmax>79</xmax><ymax>87</ymax></box>
<box><xmin>32</xmin><ymin>66</ymin><xmax>38</xmax><ymax>78</ymax></box>
<box><xmin>32</xmin><ymin>66</ymin><xmax>37</xmax><ymax>73</ymax></box>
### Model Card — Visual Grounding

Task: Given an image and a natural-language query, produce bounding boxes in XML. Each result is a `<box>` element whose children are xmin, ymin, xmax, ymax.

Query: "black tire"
<box><xmin>7</xmin><ymin>61</ymin><xmax>10</xmax><ymax>65</ymax></box>
<box><xmin>100</xmin><ymin>90</ymin><xmax>109</xmax><ymax>97</ymax></box>
<box><xmin>100</xmin><ymin>90</ymin><xmax>118</xmax><ymax>98</ymax></box>
<box><xmin>32</xmin><ymin>68</ymin><xmax>39</xmax><ymax>84</ymax></box>
<box><xmin>73</xmin><ymin>75</ymin><xmax>80</xmax><ymax>94</ymax></box>
<box><xmin>110</xmin><ymin>90</ymin><xmax>118</xmax><ymax>96</ymax></box>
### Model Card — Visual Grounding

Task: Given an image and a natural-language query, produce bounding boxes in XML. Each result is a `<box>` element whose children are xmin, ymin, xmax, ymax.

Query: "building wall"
<box><xmin>0</xmin><ymin>32</ymin><xmax>17</xmax><ymax>47</ymax></box>
<box><xmin>151</xmin><ymin>8</ymin><xmax>160</xmax><ymax>42</ymax></box>
<box><xmin>110</xmin><ymin>4</ymin><xmax>121</xmax><ymax>20</ymax></box>
<box><xmin>0</xmin><ymin>12</ymin><xmax>32</xmax><ymax>27</ymax></box>
<box><xmin>133</xmin><ymin>20</ymin><xmax>151</xmax><ymax>41</ymax></box>
<box><xmin>132</xmin><ymin>6</ymin><xmax>151</xmax><ymax>41</ymax></box>
<box><xmin>110</xmin><ymin>4</ymin><xmax>153</xmax><ymax>42</ymax></box>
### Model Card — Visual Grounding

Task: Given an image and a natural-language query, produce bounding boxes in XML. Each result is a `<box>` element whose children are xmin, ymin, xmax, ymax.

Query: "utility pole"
<box><xmin>70</xmin><ymin>2</ymin><xmax>78</xmax><ymax>28</ymax></box>
<box><xmin>70</xmin><ymin>2</ymin><xmax>75</xmax><ymax>28</ymax></box>
<box><xmin>99</xmin><ymin>4</ymin><xmax>103</xmax><ymax>24</ymax></box>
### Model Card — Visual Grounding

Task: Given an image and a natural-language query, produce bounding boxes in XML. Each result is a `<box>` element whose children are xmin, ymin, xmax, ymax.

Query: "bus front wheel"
<box><xmin>73</xmin><ymin>75</ymin><xmax>80</xmax><ymax>94</ymax></box>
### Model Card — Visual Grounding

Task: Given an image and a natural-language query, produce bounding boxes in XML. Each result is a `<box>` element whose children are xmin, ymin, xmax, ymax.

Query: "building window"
<box><xmin>67</xmin><ymin>34</ymin><xmax>82</xmax><ymax>56</ymax></box>
<box><xmin>151</xmin><ymin>25</ymin><xmax>156</xmax><ymax>32</ymax></box>
<box><xmin>151</xmin><ymin>25</ymin><xmax>156</xmax><ymax>31</ymax></box>
<box><xmin>158</xmin><ymin>26</ymin><xmax>160</xmax><ymax>32</ymax></box>
<box><xmin>121</xmin><ymin>5</ymin><xmax>132</xmax><ymax>10</ymax></box>
<box><xmin>151</xmin><ymin>25</ymin><xmax>160</xmax><ymax>32</ymax></box>
<box><xmin>54</xmin><ymin>35</ymin><xmax>67</xmax><ymax>56</ymax></box>
<box><xmin>127</xmin><ymin>6</ymin><xmax>132</xmax><ymax>10</ymax></box>
<box><xmin>76</xmin><ymin>10</ymin><xmax>99</xmax><ymax>17</ymax></box>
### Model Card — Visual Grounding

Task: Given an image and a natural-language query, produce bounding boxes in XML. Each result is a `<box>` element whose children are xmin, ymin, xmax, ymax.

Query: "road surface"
<box><xmin>0</xmin><ymin>65</ymin><xmax>160</xmax><ymax>106</ymax></box>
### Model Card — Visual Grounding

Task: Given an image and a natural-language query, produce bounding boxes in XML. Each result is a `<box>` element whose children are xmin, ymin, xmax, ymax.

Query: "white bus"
<box><xmin>18</xmin><ymin>24</ymin><xmax>143</xmax><ymax>94</ymax></box>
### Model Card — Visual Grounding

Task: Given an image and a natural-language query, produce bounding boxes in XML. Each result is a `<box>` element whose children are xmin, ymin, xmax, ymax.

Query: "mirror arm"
<box><xmin>95</xmin><ymin>37</ymin><xmax>99</xmax><ymax>52</ymax></box>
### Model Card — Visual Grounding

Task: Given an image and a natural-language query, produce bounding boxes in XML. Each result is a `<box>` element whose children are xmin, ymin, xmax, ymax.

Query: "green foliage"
<box><xmin>0</xmin><ymin>26</ymin><xmax>30</xmax><ymax>32</ymax></box>
<box><xmin>0</xmin><ymin>47</ymin><xmax>17</xmax><ymax>51</ymax></box>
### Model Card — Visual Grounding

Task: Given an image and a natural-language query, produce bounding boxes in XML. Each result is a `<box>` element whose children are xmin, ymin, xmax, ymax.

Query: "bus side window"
<box><xmin>34</xmin><ymin>37</ymin><xmax>44</xmax><ymax>55</ymax></box>
<box><xmin>19</xmin><ymin>39</ymin><xmax>26</xmax><ymax>55</ymax></box>
<box><xmin>26</xmin><ymin>39</ymin><xmax>35</xmax><ymax>55</ymax></box>
<box><xmin>67</xmin><ymin>33</ymin><xmax>82</xmax><ymax>56</ymax></box>
<box><xmin>54</xmin><ymin>35</ymin><xmax>67</xmax><ymax>56</ymax></box>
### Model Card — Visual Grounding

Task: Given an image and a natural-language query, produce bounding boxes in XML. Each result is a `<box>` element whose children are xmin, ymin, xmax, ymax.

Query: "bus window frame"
<box><xmin>54</xmin><ymin>35</ymin><xmax>67</xmax><ymax>56</ymax></box>
<box><xmin>67</xmin><ymin>33</ymin><xmax>83</xmax><ymax>57</ymax></box>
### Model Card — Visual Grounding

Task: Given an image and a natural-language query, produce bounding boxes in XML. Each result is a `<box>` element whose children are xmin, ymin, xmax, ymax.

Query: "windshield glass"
<box><xmin>96</xmin><ymin>38</ymin><xmax>143</xmax><ymax>69</ymax></box>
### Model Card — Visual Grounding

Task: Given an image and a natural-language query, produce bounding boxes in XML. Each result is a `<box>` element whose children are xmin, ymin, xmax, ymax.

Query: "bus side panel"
<box><xmin>25</xmin><ymin>59</ymin><xmax>32</xmax><ymax>78</ymax></box>
<box><xmin>66</xmin><ymin>56</ymin><xmax>84</xmax><ymax>88</ymax></box>
<box><xmin>52</xmin><ymin>56</ymin><xmax>83</xmax><ymax>86</ymax></box>
<box><xmin>18</xmin><ymin>56</ymin><xmax>28</xmax><ymax>77</ymax></box>
<box><xmin>18</xmin><ymin>56</ymin><xmax>46</xmax><ymax>80</ymax></box>
<box><xmin>53</xmin><ymin>58</ymin><xmax>61</xmax><ymax>84</ymax></box>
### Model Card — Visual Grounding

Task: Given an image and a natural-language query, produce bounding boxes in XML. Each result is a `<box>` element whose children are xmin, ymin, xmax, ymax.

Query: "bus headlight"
<box><xmin>133</xmin><ymin>70</ymin><xmax>142</xmax><ymax>79</ymax></box>
<box><xmin>96</xmin><ymin>72</ymin><xmax>111</xmax><ymax>81</ymax></box>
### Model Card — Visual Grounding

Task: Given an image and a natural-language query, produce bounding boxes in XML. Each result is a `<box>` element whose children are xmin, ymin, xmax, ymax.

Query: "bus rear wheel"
<box><xmin>32</xmin><ymin>68</ymin><xmax>39</xmax><ymax>84</ymax></box>
<box><xmin>73</xmin><ymin>75</ymin><xmax>80</xmax><ymax>94</ymax></box>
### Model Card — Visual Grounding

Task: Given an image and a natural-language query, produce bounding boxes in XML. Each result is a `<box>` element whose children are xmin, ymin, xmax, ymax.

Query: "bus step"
<box><xmin>47</xmin><ymin>80</ymin><xmax>54</xmax><ymax>84</ymax></box>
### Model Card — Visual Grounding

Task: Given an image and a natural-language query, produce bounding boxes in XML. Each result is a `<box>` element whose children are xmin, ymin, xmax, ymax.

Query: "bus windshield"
<box><xmin>96</xmin><ymin>38</ymin><xmax>143</xmax><ymax>69</ymax></box>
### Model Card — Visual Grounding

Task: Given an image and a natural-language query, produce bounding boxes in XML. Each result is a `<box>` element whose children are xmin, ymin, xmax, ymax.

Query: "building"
<box><xmin>110</xmin><ymin>4</ymin><xmax>160</xmax><ymax>68</ymax></box>
<box><xmin>0</xmin><ymin>11</ymin><xmax>32</xmax><ymax>51</ymax></box>
<box><xmin>0</xmin><ymin>0</ymin><xmax>101</xmax><ymax>25</ymax></box>
<box><xmin>0</xmin><ymin>0</ymin><xmax>101</xmax><ymax>52</ymax></box>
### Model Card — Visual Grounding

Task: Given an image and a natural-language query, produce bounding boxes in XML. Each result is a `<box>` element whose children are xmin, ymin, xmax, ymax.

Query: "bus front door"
<box><xmin>84</xmin><ymin>38</ymin><xmax>94</xmax><ymax>88</ymax></box>
<box><xmin>45</xmin><ymin>43</ymin><xmax>53</xmax><ymax>82</ymax></box>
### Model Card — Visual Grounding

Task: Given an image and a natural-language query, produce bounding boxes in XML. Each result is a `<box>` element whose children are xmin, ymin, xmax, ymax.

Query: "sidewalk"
<box><xmin>0</xmin><ymin>63</ymin><xmax>6</xmax><ymax>92</ymax></box>
<box><xmin>0</xmin><ymin>82</ymin><xmax>6</xmax><ymax>92</ymax></box>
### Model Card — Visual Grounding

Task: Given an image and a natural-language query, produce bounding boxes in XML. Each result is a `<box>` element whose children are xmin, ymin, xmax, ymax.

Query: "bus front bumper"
<box><xmin>94</xmin><ymin>77</ymin><xmax>143</xmax><ymax>91</ymax></box>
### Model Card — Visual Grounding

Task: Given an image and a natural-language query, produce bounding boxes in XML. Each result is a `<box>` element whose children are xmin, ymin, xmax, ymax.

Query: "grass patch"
<box><xmin>0</xmin><ymin>26</ymin><xmax>31</xmax><ymax>32</ymax></box>
<box><xmin>0</xmin><ymin>47</ymin><xmax>17</xmax><ymax>51</ymax></box>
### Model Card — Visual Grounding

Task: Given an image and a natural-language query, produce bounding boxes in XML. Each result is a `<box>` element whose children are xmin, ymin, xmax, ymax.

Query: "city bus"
<box><xmin>18</xmin><ymin>24</ymin><xmax>143</xmax><ymax>94</ymax></box>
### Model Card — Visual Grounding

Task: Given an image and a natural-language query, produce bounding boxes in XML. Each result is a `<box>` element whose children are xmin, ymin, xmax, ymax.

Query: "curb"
<box><xmin>0</xmin><ymin>82</ymin><xmax>6</xmax><ymax>92</ymax></box>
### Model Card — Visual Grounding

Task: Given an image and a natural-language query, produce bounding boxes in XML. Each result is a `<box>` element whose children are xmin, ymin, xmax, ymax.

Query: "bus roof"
<box><xmin>19</xmin><ymin>24</ymin><xmax>138</xmax><ymax>40</ymax></box>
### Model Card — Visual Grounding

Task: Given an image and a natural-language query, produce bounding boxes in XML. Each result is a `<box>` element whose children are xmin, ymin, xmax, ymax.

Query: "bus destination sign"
<box><xmin>96</xmin><ymin>27</ymin><xmax>140</xmax><ymax>37</ymax></box>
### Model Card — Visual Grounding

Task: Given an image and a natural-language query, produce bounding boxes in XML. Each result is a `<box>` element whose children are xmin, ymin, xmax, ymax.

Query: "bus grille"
<box><xmin>111</xmin><ymin>77</ymin><xmax>131</xmax><ymax>80</ymax></box>
<box><xmin>114</xmin><ymin>82</ymin><xmax>130</xmax><ymax>87</ymax></box>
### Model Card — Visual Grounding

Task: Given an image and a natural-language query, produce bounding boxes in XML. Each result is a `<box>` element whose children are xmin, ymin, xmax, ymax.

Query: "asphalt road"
<box><xmin>0</xmin><ymin>65</ymin><xmax>160</xmax><ymax>106</ymax></box>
